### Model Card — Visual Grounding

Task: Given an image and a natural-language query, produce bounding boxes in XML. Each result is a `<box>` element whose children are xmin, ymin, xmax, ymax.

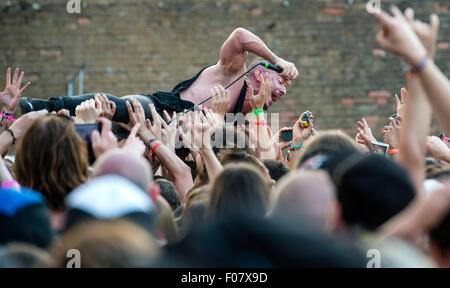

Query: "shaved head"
<box><xmin>93</xmin><ymin>149</ymin><xmax>153</xmax><ymax>191</ymax></box>
<box><xmin>270</xmin><ymin>170</ymin><xmax>337</xmax><ymax>232</ymax></box>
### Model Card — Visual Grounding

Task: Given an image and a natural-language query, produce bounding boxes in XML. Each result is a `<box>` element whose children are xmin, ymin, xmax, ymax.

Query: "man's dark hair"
<box><xmin>156</xmin><ymin>215</ymin><xmax>365</xmax><ymax>267</ymax></box>
<box><xmin>218</xmin><ymin>150</ymin><xmax>260</xmax><ymax>168</ymax></box>
<box><xmin>263</xmin><ymin>160</ymin><xmax>290</xmax><ymax>182</ymax></box>
<box><xmin>327</xmin><ymin>153</ymin><xmax>415</xmax><ymax>231</ymax></box>
<box><xmin>155</xmin><ymin>179</ymin><xmax>181</xmax><ymax>212</ymax></box>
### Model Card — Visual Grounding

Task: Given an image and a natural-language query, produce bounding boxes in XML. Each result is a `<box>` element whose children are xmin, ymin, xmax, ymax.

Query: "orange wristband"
<box><xmin>388</xmin><ymin>149</ymin><xmax>399</xmax><ymax>155</ymax></box>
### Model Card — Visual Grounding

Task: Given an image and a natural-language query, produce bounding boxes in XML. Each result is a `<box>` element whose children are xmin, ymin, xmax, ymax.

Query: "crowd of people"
<box><xmin>0</xmin><ymin>7</ymin><xmax>449</xmax><ymax>268</ymax></box>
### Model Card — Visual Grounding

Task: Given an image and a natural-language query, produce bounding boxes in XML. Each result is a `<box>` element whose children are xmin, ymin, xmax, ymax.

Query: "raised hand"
<box><xmin>146</xmin><ymin>103</ymin><xmax>164</xmax><ymax>140</ymax></box>
<box><xmin>119</xmin><ymin>98</ymin><xmax>156</xmax><ymax>142</ymax></box>
<box><xmin>373</xmin><ymin>6</ymin><xmax>427</xmax><ymax>66</ymax></box>
<box><xmin>211</xmin><ymin>85</ymin><xmax>230</xmax><ymax>117</ymax></box>
<box><xmin>57</xmin><ymin>109</ymin><xmax>71</xmax><ymax>118</ymax></box>
<box><xmin>273</xmin><ymin>127</ymin><xmax>293</xmax><ymax>150</ymax></box>
<box><xmin>426</xmin><ymin>136</ymin><xmax>450</xmax><ymax>163</ymax></box>
<box><xmin>91</xmin><ymin>117</ymin><xmax>118</xmax><ymax>158</ymax></box>
<box><xmin>1</xmin><ymin>67</ymin><xmax>31</xmax><ymax>113</ymax></box>
<box><xmin>75</xmin><ymin>98</ymin><xmax>103</xmax><ymax>124</ymax></box>
<box><xmin>203</xmin><ymin>107</ymin><xmax>224</xmax><ymax>128</ymax></box>
<box><xmin>96</xmin><ymin>94</ymin><xmax>116</xmax><ymax>120</ymax></box>
<box><xmin>123</xmin><ymin>123</ymin><xmax>146</xmax><ymax>155</ymax></box>
<box><xmin>292</xmin><ymin>111</ymin><xmax>314</xmax><ymax>147</ymax></box>
<box><xmin>119</xmin><ymin>98</ymin><xmax>144</xmax><ymax>131</ymax></box>
<box><xmin>9</xmin><ymin>110</ymin><xmax>48</xmax><ymax>140</ymax></box>
<box><xmin>383</xmin><ymin>117</ymin><xmax>402</xmax><ymax>150</ymax></box>
<box><xmin>177</xmin><ymin>111</ymin><xmax>194</xmax><ymax>150</ymax></box>
<box><xmin>404</xmin><ymin>8</ymin><xmax>439</xmax><ymax>59</ymax></box>
<box><xmin>161</xmin><ymin>110</ymin><xmax>178</xmax><ymax>152</ymax></box>
<box><xmin>178</xmin><ymin>111</ymin><xmax>210</xmax><ymax>150</ymax></box>
<box><xmin>193</xmin><ymin>111</ymin><xmax>211</xmax><ymax>149</ymax></box>
<box><xmin>249</xmin><ymin>72</ymin><xmax>272</xmax><ymax>110</ymax></box>
<box><xmin>356</xmin><ymin>118</ymin><xmax>377</xmax><ymax>150</ymax></box>
<box><xmin>395</xmin><ymin>87</ymin><xmax>408</xmax><ymax>118</ymax></box>
<box><xmin>274</xmin><ymin>57</ymin><xmax>299</xmax><ymax>82</ymax></box>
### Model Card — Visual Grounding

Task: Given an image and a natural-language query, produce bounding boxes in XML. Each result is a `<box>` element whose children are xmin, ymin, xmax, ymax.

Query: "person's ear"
<box><xmin>254</xmin><ymin>68</ymin><xmax>264</xmax><ymax>82</ymax></box>
<box><xmin>149</xmin><ymin>184</ymin><xmax>160</xmax><ymax>205</ymax></box>
<box><xmin>330</xmin><ymin>203</ymin><xmax>345</xmax><ymax>234</ymax></box>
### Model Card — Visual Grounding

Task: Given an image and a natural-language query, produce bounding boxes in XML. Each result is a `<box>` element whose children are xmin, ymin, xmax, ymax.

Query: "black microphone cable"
<box><xmin>167</xmin><ymin>62</ymin><xmax>282</xmax><ymax>124</ymax></box>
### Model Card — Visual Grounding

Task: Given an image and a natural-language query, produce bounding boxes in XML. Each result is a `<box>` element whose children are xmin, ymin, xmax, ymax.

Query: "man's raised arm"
<box><xmin>219</xmin><ymin>28</ymin><xmax>298</xmax><ymax>80</ymax></box>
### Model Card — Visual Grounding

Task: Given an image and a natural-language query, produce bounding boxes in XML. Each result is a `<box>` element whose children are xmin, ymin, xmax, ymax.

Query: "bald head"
<box><xmin>270</xmin><ymin>170</ymin><xmax>337</xmax><ymax>231</ymax></box>
<box><xmin>93</xmin><ymin>149</ymin><xmax>153</xmax><ymax>192</ymax></box>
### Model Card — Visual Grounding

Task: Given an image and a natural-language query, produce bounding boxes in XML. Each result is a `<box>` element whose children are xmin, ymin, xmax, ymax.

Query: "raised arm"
<box><xmin>415</xmin><ymin>61</ymin><xmax>450</xmax><ymax>135</ymax></box>
<box><xmin>119</xmin><ymin>98</ymin><xmax>193</xmax><ymax>202</ymax></box>
<box><xmin>245</xmin><ymin>72</ymin><xmax>277</xmax><ymax>160</ymax></box>
<box><xmin>373</xmin><ymin>8</ymin><xmax>450</xmax><ymax>134</ymax></box>
<box><xmin>219</xmin><ymin>28</ymin><xmax>298</xmax><ymax>80</ymax></box>
<box><xmin>398</xmin><ymin>83</ymin><xmax>431</xmax><ymax>194</ymax></box>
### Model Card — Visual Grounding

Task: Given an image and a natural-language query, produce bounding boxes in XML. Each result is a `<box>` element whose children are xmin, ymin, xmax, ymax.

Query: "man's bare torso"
<box><xmin>179</xmin><ymin>64</ymin><xmax>247</xmax><ymax>112</ymax></box>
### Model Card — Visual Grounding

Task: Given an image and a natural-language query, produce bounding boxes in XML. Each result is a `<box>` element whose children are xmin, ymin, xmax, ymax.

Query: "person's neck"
<box><xmin>51</xmin><ymin>209</ymin><xmax>66</xmax><ymax>231</ymax></box>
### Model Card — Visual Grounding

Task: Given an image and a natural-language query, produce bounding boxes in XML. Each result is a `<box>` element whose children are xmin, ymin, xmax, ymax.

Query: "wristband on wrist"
<box><xmin>406</xmin><ymin>55</ymin><xmax>430</xmax><ymax>78</ymax></box>
<box><xmin>151</xmin><ymin>142</ymin><xmax>162</xmax><ymax>153</ymax></box>
<box><xmin>4</xmin><ymin>128</ymin><xmax>16</xmax><ymax>145</ymax></box>
<box><xmin>252</xmin><ymin>108</ymin><xmax>264</xmax><ymax>116</ymax></box>
<box><xmin>146</xmin><ymin>137</ymin><xmax>158</xmax><ymax>147</ymax></box>
<box><xmin>388</xmin><ymin>149</ymin><xmax>399</xmax><ymax>155</ymax></box>
<box><xmin>286</xmin><ymin>143</ymin><xmax>304</xmax><ymax>162</ymax></box>
<box><xmin>290</xmin><ymin>142</ymin><xmax>304</xmax><ymax>151</ymax></box>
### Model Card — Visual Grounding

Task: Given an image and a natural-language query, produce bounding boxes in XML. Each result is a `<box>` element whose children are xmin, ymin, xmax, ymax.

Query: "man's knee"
<box><xmin>121</xmin><ymin>94</ymin><xmax>155</xmax><ymax>120</ymax></box>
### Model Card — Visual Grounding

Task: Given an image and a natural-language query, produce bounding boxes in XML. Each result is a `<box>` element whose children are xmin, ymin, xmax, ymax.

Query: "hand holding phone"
<box><xmin>75</xmin><ymin>123</ymin><xmax>102</xmax><ymax>144</ymax></box>
<box><xmin>301</xmin><ymin>112</ymin><xmax>311</xmax><ymax>128</ymax></box>
<box><xmin>371</xmin><ymin>141</ymin><xmax>389</xmax><ymax>156</ymax></box>
<box><xmin>281</xmin><ymin>130</ymin><xmax>293</xmax><ymax>142</ymax></box>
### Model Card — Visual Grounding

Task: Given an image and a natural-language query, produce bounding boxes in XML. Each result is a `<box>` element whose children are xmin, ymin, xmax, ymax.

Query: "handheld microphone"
<box><xmin>260</xmin><ymin>62</ymin><xmax>283</xmax><ymax>73</ymax></box>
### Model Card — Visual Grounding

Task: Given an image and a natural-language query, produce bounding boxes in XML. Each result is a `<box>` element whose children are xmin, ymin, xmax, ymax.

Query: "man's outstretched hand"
<box><xmin>0</xmin><ymin>67</ymin><xmax>31</xmax><ymax>113</ymax></box>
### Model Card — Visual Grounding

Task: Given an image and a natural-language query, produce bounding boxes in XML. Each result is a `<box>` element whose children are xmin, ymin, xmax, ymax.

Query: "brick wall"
<box><xmin>1</xmin><ymin>0</ymin><xmax>449</xmax><ymax>138</ymax></box>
